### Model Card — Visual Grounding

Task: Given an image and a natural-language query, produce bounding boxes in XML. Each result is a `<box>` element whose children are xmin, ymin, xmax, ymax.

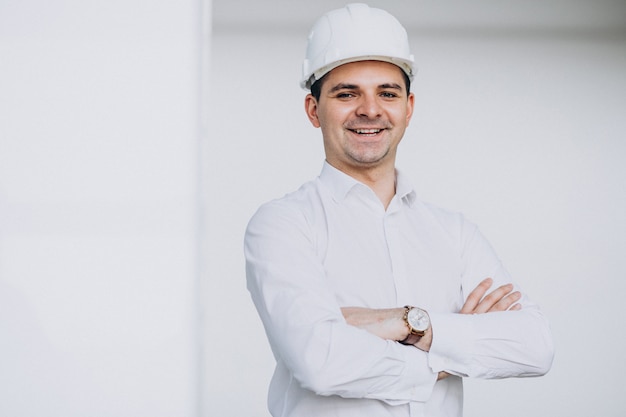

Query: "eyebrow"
<box><xmin>328</xmin><ymin>82</ymin><xmax>404</xmax><ymax>93</ymax></box>
<box><xmin>328</xmin><ymin>83</ymin><xmax>358</xmax><ymax>93</ymax></box>
<box><xmin>380</xmin><ymin>83</ymin><xmax>403</xmax><ymax>90</ymax></box>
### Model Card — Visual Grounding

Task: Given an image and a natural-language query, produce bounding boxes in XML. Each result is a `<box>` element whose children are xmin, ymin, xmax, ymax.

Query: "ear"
<box><xmin>406</xmin><ymin>92</ymin><xmax>415</xmax><ymax>125</ymax></box>
<box><xmin>304</xmin><ymin>94</ymin><xmax>321</xmax><ymax>128</ymax></box>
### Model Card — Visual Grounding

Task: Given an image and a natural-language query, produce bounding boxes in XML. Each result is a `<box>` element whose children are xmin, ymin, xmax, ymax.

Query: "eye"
<box><xmin>335</xmin><ymin>92</ymin><xmax>355</xmax><ymax>99</ymax></box>
<box><xmin>380</xmin><ymin>91</ymin><xmax>399</xmax><ymax>98</ymax></box>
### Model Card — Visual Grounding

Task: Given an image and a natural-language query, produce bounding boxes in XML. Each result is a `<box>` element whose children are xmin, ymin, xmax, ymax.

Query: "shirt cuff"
<box><xmin>427</xmin><ymin>312</ymin><xmax>474</xmax><ymax>377</ymax></box>
<box><xmin>393</xmin><ymin>343</ymin><xmax>438</xmax><ymax>403</ymax></box>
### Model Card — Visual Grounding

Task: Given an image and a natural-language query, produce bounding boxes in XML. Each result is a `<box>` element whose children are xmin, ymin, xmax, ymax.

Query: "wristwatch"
<box><xmin>399</xmin><ymin>306</ymin><xmax>430</xmax><ymax>345</ymax></box>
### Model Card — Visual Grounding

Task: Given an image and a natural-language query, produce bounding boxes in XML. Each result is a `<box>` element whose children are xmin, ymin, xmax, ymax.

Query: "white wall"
<box><xmin>2</xmin><ymin>1</ymin><xmax>625</xmax><ymax>416</ymax></box>
<box><xmin>0</xmin><ymin>1</ymin><xmax>209</xmax><ymax>416</ymax></box>
<box><xmin>208</xmin><ymin>4</ymin><xmax>626</xmax><ymax>417</ymax></box>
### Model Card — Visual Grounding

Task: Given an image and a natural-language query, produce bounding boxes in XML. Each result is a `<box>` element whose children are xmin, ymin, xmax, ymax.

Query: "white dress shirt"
<box><xmin>245</xmin><ymin>162</ymin><xmax>553</xmax><ymax>417</ymax></box>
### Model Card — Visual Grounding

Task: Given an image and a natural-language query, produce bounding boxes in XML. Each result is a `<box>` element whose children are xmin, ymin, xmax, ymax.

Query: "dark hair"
<box><xmin>310</xmin><ymin>66</ymin><xmax>411</xmax><ymax>101</ymax></box>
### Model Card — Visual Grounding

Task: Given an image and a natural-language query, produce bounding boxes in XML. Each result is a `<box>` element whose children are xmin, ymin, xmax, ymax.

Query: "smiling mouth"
<box><xmin>351</xmin><ymin>128</ymin><xmax>383</xmax><ymax>136</ymax></box>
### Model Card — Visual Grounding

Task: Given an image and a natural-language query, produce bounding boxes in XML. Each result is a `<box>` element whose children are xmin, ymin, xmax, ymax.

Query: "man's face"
<box><xmin>305</xmin><ymin>60</ymin><xmax>414</xmax><ymax>175</ymax></box>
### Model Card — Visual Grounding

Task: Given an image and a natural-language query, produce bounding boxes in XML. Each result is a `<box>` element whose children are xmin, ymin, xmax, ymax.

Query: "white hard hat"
<box><xmin>300</xmin><ymin>3</ymin><xmax>415</xmax><ymax>90</ymax></box>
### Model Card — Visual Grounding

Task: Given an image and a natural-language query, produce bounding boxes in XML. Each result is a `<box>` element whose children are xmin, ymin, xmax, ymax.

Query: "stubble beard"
<box><xmin>344</xmin><ymin>142</ymin><xmax>391</xmax><ymax>166</ymax></box>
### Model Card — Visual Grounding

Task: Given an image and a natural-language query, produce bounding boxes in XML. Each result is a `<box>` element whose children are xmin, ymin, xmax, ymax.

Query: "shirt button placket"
<box><xmin>384</xmin><ymin>210</ymin><xmax>410</xmax><ymax>306</ymax></box>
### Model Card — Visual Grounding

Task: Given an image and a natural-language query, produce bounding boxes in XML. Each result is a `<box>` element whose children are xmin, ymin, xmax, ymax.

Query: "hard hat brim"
<box><xmin>301</xmin><ymin>55</ymin><xmax>415</xmax><ymax>90</ymax></box>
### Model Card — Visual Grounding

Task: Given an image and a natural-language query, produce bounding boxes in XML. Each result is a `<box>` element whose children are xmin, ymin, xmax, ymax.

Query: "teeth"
<box><xmin>355</xmin><ymin>129</ymin><xmax>381</xmax><ymax>134</ymax></box>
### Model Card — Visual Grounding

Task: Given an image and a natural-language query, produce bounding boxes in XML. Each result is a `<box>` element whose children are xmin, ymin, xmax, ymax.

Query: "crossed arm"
<box><xmin>341</xmin><ymin>278</ymin><xmax>522</xmax><ymax>379</ymax></box>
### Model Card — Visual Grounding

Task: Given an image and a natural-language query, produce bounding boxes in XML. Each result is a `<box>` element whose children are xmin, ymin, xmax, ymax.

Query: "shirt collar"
<box><xmin>396</xmin><ymin>168</ymin><xmax>417</xmax><ymax>206</ymax></box>
<box><xmin>319</xmin><ymin>161</ymin><xmax>417</xmax><ymax>206</ymax></box>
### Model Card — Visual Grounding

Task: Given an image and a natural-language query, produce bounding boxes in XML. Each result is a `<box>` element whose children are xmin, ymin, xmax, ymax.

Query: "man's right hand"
<box><xmin>460</xmin><ymin>277</ymin><xmax>522</xmax><ymax>314</ymax></box>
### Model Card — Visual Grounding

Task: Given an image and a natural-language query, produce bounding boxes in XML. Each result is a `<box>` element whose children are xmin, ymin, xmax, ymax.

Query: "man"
<box><xmin>245</xmin><ymin>4</ymin><xmax>553</xmax><ymax>417</ymax></box>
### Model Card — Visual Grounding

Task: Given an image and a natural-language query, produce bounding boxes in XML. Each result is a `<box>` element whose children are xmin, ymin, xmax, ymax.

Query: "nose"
<box><xmin>356</xmin><ymin>93</ymin><xmax>382</xmax><ymax>119</ymax></box>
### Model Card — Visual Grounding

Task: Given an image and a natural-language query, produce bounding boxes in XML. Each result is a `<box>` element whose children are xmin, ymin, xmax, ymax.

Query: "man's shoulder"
<box><xmin>247</xmin><ymin>178</ymin><xmax>326</xmax><ymax>227</ymax></box>
<box><xmin>261</xmin><ymin>178</ymin><xmax>323</xmax><ymax>209</ymax></box>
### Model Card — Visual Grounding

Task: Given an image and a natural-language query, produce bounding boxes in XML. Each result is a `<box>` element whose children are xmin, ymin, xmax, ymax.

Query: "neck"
<box><xmin>331</xmin><ymin>162</ymin><xmax>397</xmax><ymax>209</ymax></box>
<box><xmin>364</xmin><ymin>173</ymin><xmax>396</xmax><ymax>209</ymax></box>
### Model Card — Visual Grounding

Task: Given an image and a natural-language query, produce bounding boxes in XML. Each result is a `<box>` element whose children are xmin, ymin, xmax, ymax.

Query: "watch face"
<box><xmin>407</xmin><ymin>308</ymin><xmax>430</xmax><ymax>331</ymax></box>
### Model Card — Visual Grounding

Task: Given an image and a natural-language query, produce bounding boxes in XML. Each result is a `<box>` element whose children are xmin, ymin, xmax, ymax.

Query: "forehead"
<box><xmin>323</xmin><ymin>60</ymin><xmax>406</xmax><ymax>89</ymax></box>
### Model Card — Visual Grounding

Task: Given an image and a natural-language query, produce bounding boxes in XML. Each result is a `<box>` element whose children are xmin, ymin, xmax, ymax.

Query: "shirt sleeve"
<box><xmin>245</xmin><ymin>201</ymin><xmax>438</xmax><ymax>403</ymax></box>
<box><xmin>427</xmin><ymin>220</ymin><xmax>555</xmax><ymax>378</ymax></box>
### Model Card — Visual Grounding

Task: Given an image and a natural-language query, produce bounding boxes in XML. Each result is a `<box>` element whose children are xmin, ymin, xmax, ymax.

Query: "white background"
<box><xmin>0</xmin><ymin>0</ymin><xmax>207</xmax><ymax>415</ymax></box>
<box><xmin>2</xmin><ymin>1</ymin><xmax>626</xmax><ymax>416</ymax></box>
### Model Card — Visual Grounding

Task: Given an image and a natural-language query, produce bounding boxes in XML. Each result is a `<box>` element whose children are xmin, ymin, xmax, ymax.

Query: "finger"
<box><xmin>489</xmin><ymin>290</ymin><xmax>521</xmax><ymax>312</ymax></box>
<box><xmin>437</xmin><ymin>371</ymin><xmax>450</xmax><ymax>381</ymax></box>
<box><xmin>473</xmin><ymin>283</ymin><xmax>514</xmax><ymax>314</ymax></box>
<box><xmin>460</xmin><ymin>278</ymin><xmax>493</xmax><ymax>314</ymax></box>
